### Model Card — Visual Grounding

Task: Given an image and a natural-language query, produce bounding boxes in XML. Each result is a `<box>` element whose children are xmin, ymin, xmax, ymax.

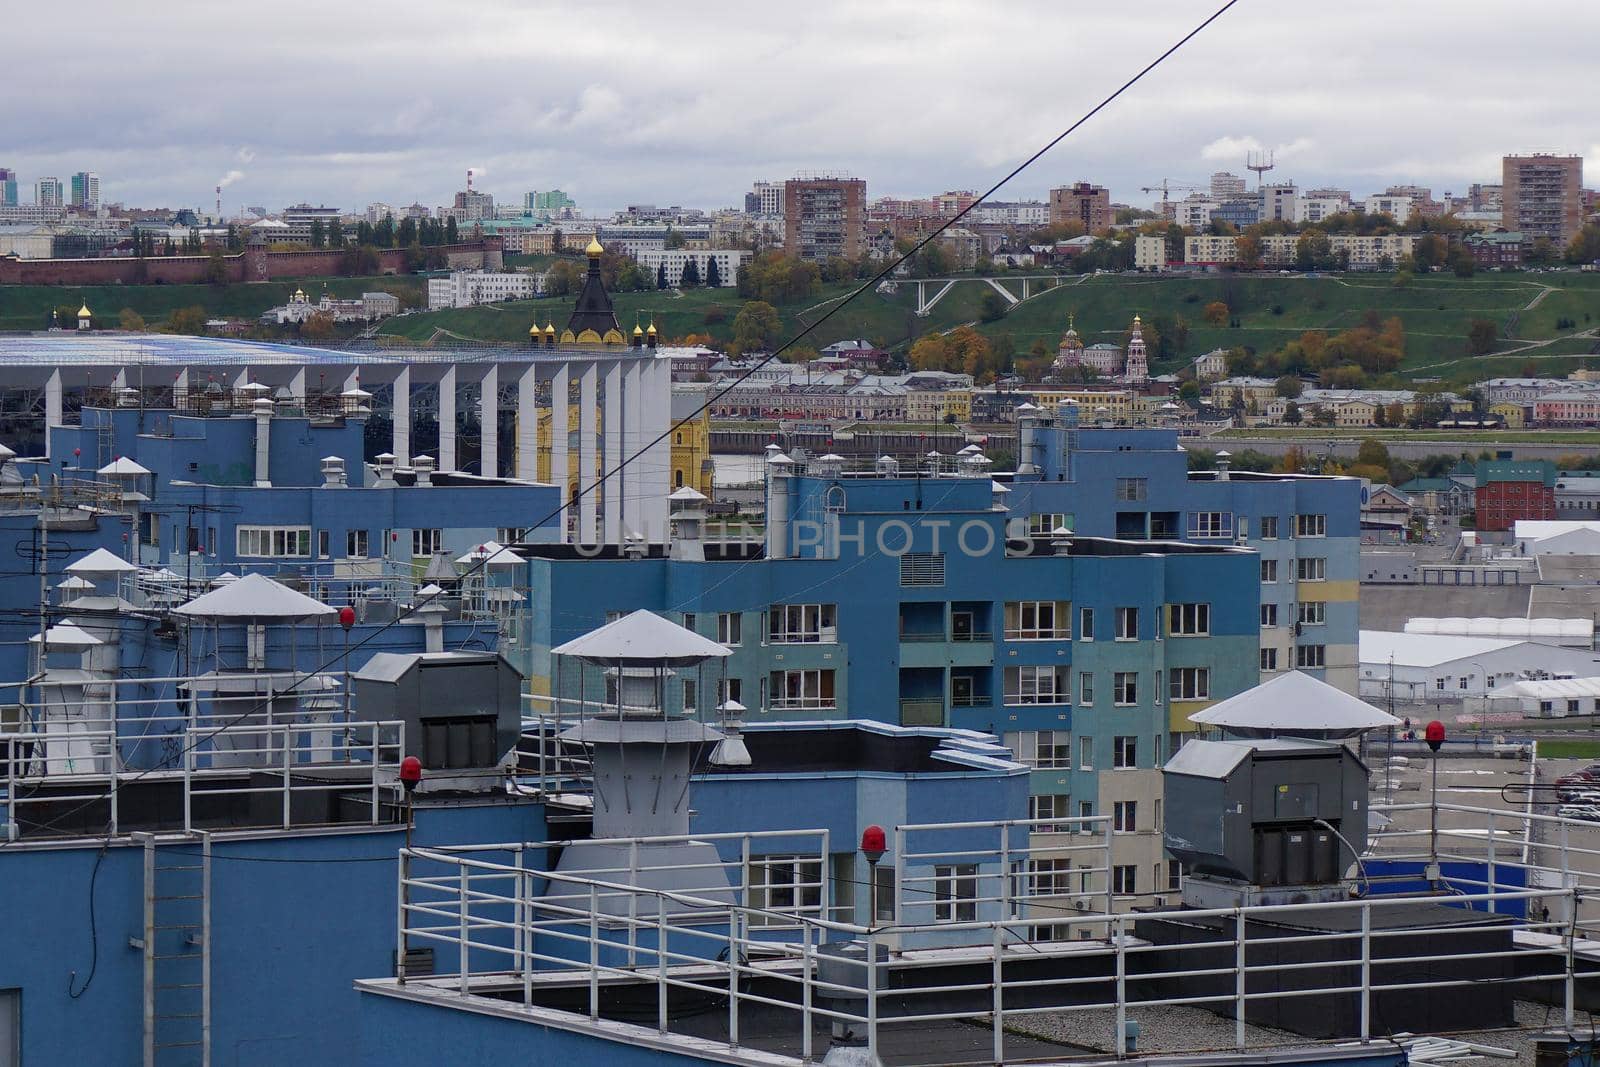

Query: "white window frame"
<box><xmin>1168</xmin><ymin>667</ymin><xmax>1211</xmax><ymax>702</ymax></box>
<box><xmin>769</xmin><ymin>668</ymin><xmax>836</xmax><ymax>710</ymax></box>
<box><xmin>1079</xmin><ymin>607</ymin><xmax>1094</xmax><ymax>641</ymax></box>
<box><xmin>748</xmin><ymin>855</ymin><xmax>823</xmax><ymax>927</ymax></box>
<box><xmin>1115</xmin><ymin>477</ymin><xmax>1147</xmax><ymax>502</ymax></box>
<box><xmin>1297</xmin><ymin>601</ymin><xmax>1326</xmax><ymax>626</ymax></box>
<box><xmin>236</xmin><ymin>525</ymin><xmax>312</xmax><ymax>558</ymax></box>
<box><xmin>1261</xmin><ymin>559</ymin><xmax>1279</xmax><ymax>584</ymax></box>
<box><xmin>934</xmin><ymin>864</ymin><xmax>978</xmax><ymax>922</ymax></box>
<box><xmin>1296</xmin><ymin>557</ymin><xmax>1327</xmax><ymax>582</ymax></box>
<box><xmin>768</xmin><ymin>603</ymin><xmax>838</xmax><ymax>644</ymax></box>
<box><xmin>412</xmin><ymin>527</ymin><xmax>443</xmax><ymax>557</ymax></box>
<box><xmin>1112</xmin><ymin>864</ymin><xmax>1137</xmax><ymax>895</ymax></box>
<box><xmin>1113</xmin><ymin>672</ymin><xmax>1139</xmax><ymax>706</ymax></box>
<box><xmin>717</xmin><ymin>612</ymin><xmax>742</xmax><ymax>646</ymax></box>
<box><xmin>1261</xmin><ymin>603</ymin><xmax>1278</xmax><ymax>627</ymax></box>
<box><xmin>1114</xmin><ymin>606</ymin><xmax>1139</xmax><ymax>641</ymax></box>
<box><xmin>1113</xmin><ymin>735</ymin><xmax>1137</xmax><ymax>769</ymax></box>
<box><xmin>1004</xmin><ymin>665</ymin><xmax>1068</xmax><ymax>706</ymax></box>
<box><xmin>1259</xmin><ymin>515</ymin><xmax>1279</xmax><ymax>539</ymax></box>
<box><xmin>1187</xmin><ymin>511</ymin><xmax>1234</xmax><ymax>539</ymax></box>
<box><xmin>1260</xmin><ymin>647</ymin><xmax>1279</xmax><ymax>671</ymax></box>
<box><xmin>1297</xmin><ymin>644</ymin><xmax>1327</xmax><ymax>669</ymax></box>
<box><xmin>1295</xmin><ymin>513</ymin><xmax>1327</xmax><ymax>538</ymax></box>
<box><xmin>1078</xmin><ymin>671</ymin><xmax>1094</xmax><ymax>706</ymax></box>
<box><xmin>346</xmin><ymin>528</ymin><xmax>369</xmax><ymax>558</ymax></box>
<box><xmin>1029</xmin><ymin>793</ymin><xmax>1071</xmax><ymax>831</ymax></box>
<box><xmin>1030</xmin><ymin>729</ymin><xmax>1071</xmax><ymax>769</ymax></box>
<box><xmin>1113</xmin><ymin>800</ymin><xmax>1137</xmax><ymax>834</ymax></box>
<box><xmin>1026</xmin><ymin>513</ymin><xmax>1071</xmax><ymax>535</ymax></box>
<box><xmin>1168</xmin><ymin>603</ymin><xmax>1210</xmax><ymax>636</ymax></box>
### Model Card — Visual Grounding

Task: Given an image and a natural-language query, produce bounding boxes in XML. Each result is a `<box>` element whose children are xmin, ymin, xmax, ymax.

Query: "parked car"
<box><xmin>1557</xmin><ymin>805</ymin><xmax>1600</xmax><ymax>821</ymax></box>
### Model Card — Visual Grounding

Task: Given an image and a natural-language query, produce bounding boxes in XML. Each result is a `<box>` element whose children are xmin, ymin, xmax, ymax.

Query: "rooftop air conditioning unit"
<box><xmin>1073</xmin><ymin>899</ymin><xmax>1089</xmax><ymax>911</ymax></box>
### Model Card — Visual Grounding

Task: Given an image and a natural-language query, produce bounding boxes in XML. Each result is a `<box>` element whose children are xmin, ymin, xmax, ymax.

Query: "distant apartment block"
<box><xmin>426</xmin><ymin>270</ymin><xmax>537</xmax><ymax>310</ymax></box>
<box><xmin>1503</xmin><ymin>154</ymin><xmax>1583</xmax><ymax>248</ymax></box>
<box><xmin>1173</xmin><ymin>195</ymin><xmax>1219</xmax><ymax>231</ymax></box>
<box><xmin>70</xmin><ymin>171</ymin><xmax>99</xmax><ymax>213</ymax></box>
<box><xmin>635</xmin><ymin>248</ymin><xmax>748</xmax><ymax>287</ymax></box>
<box><xmin>1134</xmin><ymin>234</ymin><xmax>1167</xmax><ymax>271</ymax></box>
<box><xmin>1048</xmin><ymin>182</ymin><xmax>1112</xmax><ymax>233</ymax></box>
<box><xmin>35</xmin><ymin>176</ymin><xmax>63</xmax><ymax>209</ymax></box>
<box><xmin>783</xmin><ymin>177</ymin><xmax>866</xmax><ymax>260</ymax></box>
<box><xmin>1209</xmin><ymin>171</ymin><xmax>1247</xmax><ymax>199</ymax></box>
<box><xmin>1296</xmin><ymin>194</ymin><xmax>1349</xmax><ymax>224</ymax></box>
<box><xmin>1362</xmin><ymin>194</ymin><xmax>1413</xmax><ymax>224</ymax></box>
<box><xmin>1260</xmin><ymin>183</ymin><xmax>1297</xmax><ymax>222</ymax></box>
<box><xmin>0</xmin><ymin>168</ymin><xmax>15</xmax><ymax>207</ymax></box>
<box><xmin>1476</xmin><ymin>459</ymin><xmax>1557</xmax><ymax>532</ymax></box>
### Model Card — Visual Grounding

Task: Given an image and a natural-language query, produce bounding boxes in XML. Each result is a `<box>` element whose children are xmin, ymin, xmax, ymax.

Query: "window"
<box><xmin>1259</xmin><ymin>516</ymin><xmax>1279</xmax><ymax>540</ymax></box>
<box><xmin>1112</xmin><ymin>864</ymin><xmax>1137</xmax><ymax>895</ymax></box>
<box><xmin>1187</xmin><ymin>511</ymin><xmax>1234</xmax><ymax>539</ymax></box>
<box><xmin>497</xmin><ymin>527</ymin><xmax>528</xmax><ymax>544</ymax></box>
<box><xmin>682</xmin><ymin>613</ymin><xmax>697</xmax><ymax>632</ymax></box>
<box><xmin>1029</xmin><ymin>730</ymin><xmax>1071</xmax><ymax>768</ymax></box>
<box><xmin>1115</xmin><ymin>477</ymin><xmax>1148</xmax><ymax>502</ymax></box>
<box><xmin>1027</xmin><ymin>513</ymin><xmax>1072</xmax><ymax>535</ymax></box>
<box><xmin>1113</xmin><ymin>735</ymin><xmax>1137</xmax><ymax>769</ymax></box>
<box><xmin>1113</xmin><ymin>800</ymin><xmax>1137</xmax><ymax>833</ymax></box>
<box><xmin>346</xmin><ymin>529</ymin><xmax>369</xmax><ymax>558</ymax></box>
<box><xmin>1027</xmin><ymin>857</ymin><xmax>1072</xmax><ymax>896</ymax></box>
<box><xmin>1168</xmin><ymin>667</ymin><xmax>1210</xmax><ymax>702</ymax></box>
<box><xmin>317</xmin><ymin>530</ymin><xmax>330</xmax><ymax>558</ymax></box>
<box><xmin>1168</xmin><ymin>861</ymin><xmax>1185</xmax><ymax>891</ymax></box>
<box><xmin>769</xmin><ymin>669</ymin><xmax>836</xmax><ymax>710</ymax></box>
<box><xmin>1078</xmin><ymin>671</ymin><xmax>1094</xmax><ymax>706</ymax></box>
<box><xmin>1115</xmin><ymin>606</ymin><xmax>1139</xmax><ymax>641</ymax></box>
<box><xmin>0</xmin><ymin>988</ymin><xmax>14</xmax><ymax>1067</ymax></box>
<box><xmin>1029</xmin><ymin>793</ymin><xmax>1071</xmax><ymax>830</ymax></box>
<box><xmin>1168</xmin><ymin>603</ymin><xmax>1210</xmax><ymax>636</ymax></box>
<box><xmin>1435</xmin><ymin>677</ymin><xmax>1447</xmax><ymax>691</ymax></box>
<box><xmin>1260</xmin><ymin>603</ymin><xmax>1278</xmax><ymax>627</ymax></box>
<box><xmin>236</xmin><ymin>525</ymin><xmax>311</xmax><ymax>558</ymax></box>
<box><xmin>1297</xmin><ymin>601</ymin><xmax>1326</xmax><ymax>626</ymax></box>
<box><xmin>1261</xmin><ymin>559</ymin><xmax>1278</xmax><ymax>583</ymax></box>
<box><xmin>875</xmin><ymin>864</ymin><xmax>896</xmax><ymax>921</ymax></box>
<box><xmin>717</xmin><ymin>612</ymin><xmax>742</xmax><ymax>645</ymax></box>
<box><xmin>412</xmin><ymin>528</ymin><xmax>442</xmax><ymax>557</ymax></box>
<box><xmin>1296</xmin><ymin>645</ymin><xmax>1327</xmax><ymax>669</ymax></box>
<box><xmin>1296</xmin><ymin>557</ymin><xmax>1327</xmax><ymax>582</ymax></box>
<box><xmin>1459</xmin><ymin>677</ymin><xmax>1471</xmax><ymax>691</ymax></box>
<box><xmin>1004</xmin><ymin>666</ymin><xmax>1069</xmax><ymax>705</ymax></box>
<box><xmin>682</xmin><ymin>679</ymin><xmax>698</xmax><ymax>714</ymax></box>
<box><xmin>768</xmin><ymin>603</ymin><xmax>837</xmax><ymax>643</ymax></box>
<box><xmin>1004</xmin><ymin>600</ymin><xmax>1071</xmax><ymax>640</ymax></box>
<box><xmin>718</xmin><ymin>677</ymin><xmax>743</xmax><ymax>705</ymax></box>
<box><xmin>1295</xmin><ymin>514</ymin><xmax>1327</xmax><ymax>538</ymax></box>
<box><xmin>1079</xmin><ymin>607</ymin><xmax>1095</xmax><ymax>641</ymax></box>
<box><xmin>934</xmin><ymin>864</ymin><xmax>978</xmax><ymax>922</ymax></box>
<box><xmin>748</xmin><ymin>856</ymin><xmax>822</xmax><ymax>926</ymax></box>
<box><xmin>1078</xmin><ymin>735</ymin><xmax>1094</xmax><ymax>770</ymax></box>
<box><xmin>1260</xmin><ymin>648</ymin><xmax>1279</xmax><ymax>671</ymax></box>
<box><xmin>1113</xmin><ymin>672</ymin><xmax>1139</xmax><ymax>706</ymax></box>
<box><xmin>899</xmin><ymin>552</ymin><xmax>945</xmax><ymax>587</ymax></box>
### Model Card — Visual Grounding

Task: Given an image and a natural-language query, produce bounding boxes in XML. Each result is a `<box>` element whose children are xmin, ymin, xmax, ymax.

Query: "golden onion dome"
<box><xmin>646</xmin><ymin>320</ymin><xmax>657</xmax><ymax>336</ymax></box>
<box><xmin>632</xmin><ymin>323</ymin><xmax>644</xmax><ymax>337</ymax></box>
<box><xmin>585</xmin><ymin>237</ymin><xmax>604</xmax><ymax>257</ymax></box>
<box><xmin>544</xmin><ymin>322</ymin><xmax>556</xmax><ymax>336</ymax></box>
<box><xmin>77</xmin><ymin>303</ymin><xmax>92</xmax><ymax>318</ymax></box>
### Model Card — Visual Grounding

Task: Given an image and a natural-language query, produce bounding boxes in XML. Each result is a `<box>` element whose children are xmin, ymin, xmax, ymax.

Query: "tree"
<box><xmin>705</xmin><ymin>256</ymin><xmax>721</xmax><ymax>288</ymax></box>
<box><xmin>345</xmin><ymin>244</ymin><xmax>381</xmax><ymax>276</ymax></box>
<box><xmin>1295</xmin><ymin>230</ymin><xmax>1334</xmax><ymax>271</ymax></box>
<box><xmin>309</xmin><ymin>219</ymin><xmax>325</xmax><ymax>249</ymax></box>
<box><xmin>1235</xmin><ymin>235</ymin><xmax>1261</xmax><ymax>270</ymax></box>
<box><xmin>1274</xmin><ymin>374</ymin><xmax>1303</xmax><ymax>398</ymax></box>
<box><xmin>397</xmin><ymin>217</ymin><xmax>417</xmax><ymax>247</ymax></box>
<box><xmin>1412</xmin><ymin>233</ymin><xmax>1446</xmax><ymax>270</ymax></box>
<box><xmin>1467</xmin><ymin>318</ymin><xmax>1497</xmax><ymax>356</ymax></box>
<box><xmin>1202</xmin><ymin>300</ymin><xmax>1230</xmax><ymax>327</ymax></box>
<box><xmin>117</xmin><ymin>307</ymin><xmax>146</xmax><ymax>331</ymax></box>
<box><xmin>680</xmin><ymin>257</ymin><xmax>701</xmax><ymax>288</ymax></box>
<box><xmin>664</xmin><ymin>227</ymin><xmax>687</xmax><ymax>250</ymax></box>
<box><xmin>204</xmin><ymin>250</ymin><xmax>229</xmax><ymax>287</ymax></box>
<box><xmin>1283</xmin><ymin>400</ymin><xmax>1302</xmax><ymax>425</ymax></box>
<box><xmin>299</xmin><ymin>311</ymin><xmax>336</xmax><ymax>340</ymax></box>
<box><xmin>731</xmin><ymin>301</ymin><xmax>782</xmax><ymax>352</ymax></box>
<box><xmin>328</xmin><ymin>219</ymin><xmax>345</xmax><ymax>248</ymax></box>
<box><xmin>979</xmin><ymin>289</ymin><xmax>1008</xmax><ymax>323</ymax></box>
<box><xmin>1356</xmin><ymin>438</ymin><xmax>1391</xmax><ymax>470</ymax></box>
<box><xmin>1178</xmin><ymin>379</ymin><xmax>1201</xmax><ymax>402</ymax></box>
<box><xmin>445</xmin><ymin>216</ymin><xmax>458</xmax><ymax>244</ymax></box>
<box><xmin>1450</xmin><ymin>248</ymin><xmax>1476</xmax><ymax>277</ymax></box>
<box><xmin>656</xmin><ymin>263</ymin><xmax>668</xmax><ymax>290</ymax></box>
<box><xmin>165</xmin><ymin>305</ymin><xmax>208</xmax><ymax>336</ymax></box>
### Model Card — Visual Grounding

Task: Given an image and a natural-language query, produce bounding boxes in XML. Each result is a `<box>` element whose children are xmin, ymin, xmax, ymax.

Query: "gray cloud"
<box><xmin>6</xmin><ymin>0</ymin><xmax>1596</xmax><ymax>214</ymax></box>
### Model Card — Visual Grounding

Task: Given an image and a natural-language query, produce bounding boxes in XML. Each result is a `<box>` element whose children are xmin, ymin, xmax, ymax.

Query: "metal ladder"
<box><xmin>136</xmin><ymin>832</ymin><xmax>210</xmax><ymax>1067</ymax></box>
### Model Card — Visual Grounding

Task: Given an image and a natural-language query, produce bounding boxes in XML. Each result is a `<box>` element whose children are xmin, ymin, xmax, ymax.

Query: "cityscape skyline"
<box><xmin>10</xmin><ymin>0</ymin><xmax>1600</xmax><ymax>214</ymax></box>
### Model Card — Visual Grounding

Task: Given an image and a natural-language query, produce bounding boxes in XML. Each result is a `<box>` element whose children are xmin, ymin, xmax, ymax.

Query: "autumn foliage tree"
<box><xmin>1202</xmin><ymin>301</ymin><xmax>1230</xmax><ymax>326</ymax></box>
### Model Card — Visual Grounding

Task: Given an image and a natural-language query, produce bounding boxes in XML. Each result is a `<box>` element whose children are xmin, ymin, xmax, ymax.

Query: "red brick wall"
<box><xmin>1475</xmin><ymin>482</ymin><xmax>1556</xmax><ymax>532</ymax></box>
<box><xmin>0</xmin><ymin>239</ymin><xmax>502</xmax><ymax>286</ymax></box>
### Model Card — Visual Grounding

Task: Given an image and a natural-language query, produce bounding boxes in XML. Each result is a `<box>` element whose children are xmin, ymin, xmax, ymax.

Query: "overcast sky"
<box><xmin>9</xmin><ymin>0</ymin><xmax>1598</xmax><ymax>216</ymax></box>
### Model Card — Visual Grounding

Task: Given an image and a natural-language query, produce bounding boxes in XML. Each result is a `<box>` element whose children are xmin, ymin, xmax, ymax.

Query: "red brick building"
<box><xmin>1475</xmin><ymin>459</ymin><xmax>1556</xmax><ymax>532</ymax></box>
<box><xmin>1048</xmin><ymin>182</ymin><xmax>1112</xmax><ymax>234</ymax></box>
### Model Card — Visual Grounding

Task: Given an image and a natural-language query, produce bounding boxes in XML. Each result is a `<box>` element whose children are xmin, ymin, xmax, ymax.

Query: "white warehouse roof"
<box><xmin>1359</xmin><ymin>630</ymin><xmax>1523</xmax><ymax>669</ymax></box>
<box><xmin>1488</xmin><ymin>677</ymin><xmax>1600</xmax><ymax>701</ymax></box>
<box><xmin>1404</xmin><ymin>617</ymin><xmax>1593</xmax><ymax>642</ymax></box>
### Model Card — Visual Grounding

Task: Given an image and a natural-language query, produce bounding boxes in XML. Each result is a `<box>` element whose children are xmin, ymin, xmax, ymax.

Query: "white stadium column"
<box><xmin>479</xmin><ymin>365</ymin><xmax>498</xmax><ymax>478</ymax></box>
<box><xmin>438</xmin><ymin>366</ymin><xmax>457</xmax><ymax>472</ymax></box>
<box><xmin>391</xmin><ymin>366</ymin><xmax>410</xmax><ymax>465</ymax></box>
<box><xmin>550</xmin><ymin>365</ymin><xmax>570</xmax><ymax>542</ymax></box>
<box><xmin>622</xmin><ymin>361</ymin><xmax>644</xmax><ymax>539</ymax></box>
<box><xmin>602</xmin><ymin>361</ymin><xmax>623</xmax><ymax>546</ymax></box>
<box><xmin>45</xmin><ymin>369</ymin><xmax>63</xmax><ymax>442</ymax></box>
<box><xmin>516</xmin><ymin>365</ymin><xmax>538</xmax><ymax>483</ymax></box>
<box><xmin>578</xmin><ymin>362</ymin><xmax>598</xmax><ymax>545</ymax></box>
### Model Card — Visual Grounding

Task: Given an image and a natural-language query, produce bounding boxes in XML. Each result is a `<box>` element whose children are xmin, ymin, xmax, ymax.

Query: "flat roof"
<box><xmin>0</xmin><ymin>333</ymin><xmax>689</xmax><ymax>367</ymax></box>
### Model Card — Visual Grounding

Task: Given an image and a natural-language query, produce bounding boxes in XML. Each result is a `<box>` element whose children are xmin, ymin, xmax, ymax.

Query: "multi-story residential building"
<box><xmin>747</xmin><ymin>181</ymin><xmax>784</xmax><ymax>216</ymax></box>
<box><xmin>1331</xmin><ymin>233</ymin><xmax>1419</xmax><ymax>269</ymax></box>
<box><xmin>936</xmin><ymin>226</ymin><xmax>983</xmax><ymax>268</ymax></box>
<box><xmin>1296</xmin><ymin>193</ymin><xmax>1349</xmax><ymax>224</ymax></box>
<box><xmin>521</xmin><ymin>456</ymin><xmax>1262</xmax><ymax>910</ymax></box>
<box><xmin>525</xmin><ymin>189</ymin><xmax>576</xmax><ymax>215</ymax></box>
<box><xmin>1008</xmin><ymin>419</ymin><xmax>1361</xmax><ymax>696</ymax></box>
<box><xmin>447</xmin><ymin>187</ymin><xmax>495</xmax><ymax>222</ymax></box>
<box><xmin>426</xmin><ymin>270</ymin><xmax>538</xmax><ymax>309</ymax></box>
<box><xmin>1475</xmin><ymin>459</ymin><xmax>1557</xmax><ymax>532</ymax></box>
<box><xmin>1210</xmin><ymin>376</ymin><xmax>1281</xmax><ymax>410</ymax></box>
<box><xmin>0</xmin><ymin>167</ymin><xmax>15</xmax><ymax>207</ymax></box>
<box><xmin>636</xmin><ymin>248</ymin><xmax>749</xmax><ymax>287</ymax></box>
<box><xmin>1503</xmin><ymin>153</ymin><xmax>1582</xmax><ymax>248</ymax></box>
<box><xmin>1048</xmin><ymin>182</ymin><xmax>1112</xmax><ymax>233</ymax></box>
<box><xmin>1190</xmin><ymin>349</ymin><xmax>1228</xmax><ymax>380</ymax></box>
<box><xmin>1134</xmin><ymin>234</ymin><xmax>1167</xmax><ymax>271</ymax></box>
<box><xmin>69</xmin><ymin>171</ymin><xmax>100</xmax><ymax>213</ymax></box>
<box><xmin>1209</xmin><ymin>171</ymin><xmax>1247</xmax><ymax>199</ymax></box>
<box><xmin>1173</xmin><ymin>194</ymin><xmax>1219</xmax><ymax>231</ymax></box>
<box><xmin>1362</xmin><ymin>194</ymin><xmax>1412</xmax><ymax>224</ymax></box>
<box><xmin>364</xmin><ymin>202</ymin><xmax>395</xmax><ymax>224</ymax></box>
<box><xmin>966</xmin><ymin>200</ymin><xmax>1049</xmax><ymax>226</ymax></box>
<box><xmin>1212</xmin><ymin>199</ymin><xmax>1260</xmax><ymax>229</ymax></box>
<box><xmin>1184</xmin><ymin>234</ymin><xmax>1238</xmax><ymax>265</ymax></box>
<box><xmin>35</xmin><ymin>176</ymin><xmax>64</xmax><ymax>209</ymax></box>
<box><xmin>278</xmin><ymin>203</ymin><xmax>343</xmax><ymax>243</ymax></box>
<box><xmin>783</xmin><ymin>176</ymin><xmax>866</xmax><ymax>260</ymax></box>
<box><xmin>1260</xmin><ymin>183</ymin><xmax>1298</xmax><ymax>222</ymax></box>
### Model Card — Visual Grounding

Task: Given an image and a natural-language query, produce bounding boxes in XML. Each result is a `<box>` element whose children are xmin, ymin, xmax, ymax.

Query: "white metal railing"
<box><xmin>2</xmin><ymin>716</ymin><xmax>404</xmax><ymax>840</ymax></box>
<box><xmin>393</xmin><ymin>839</ymin><xmax>1584</xmax><ymax>1063</ymax></box>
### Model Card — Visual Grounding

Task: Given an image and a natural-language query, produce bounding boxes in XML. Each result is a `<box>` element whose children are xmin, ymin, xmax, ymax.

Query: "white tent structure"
<box><xmin>174</xmin><ymin>573</ymin><xmax>337</xmax><ymax>621</ymax></box>
<box><xmin>1188</xmin><ymin>671</ymin><xmax>1398</xmax><ymax>739</ymax></box>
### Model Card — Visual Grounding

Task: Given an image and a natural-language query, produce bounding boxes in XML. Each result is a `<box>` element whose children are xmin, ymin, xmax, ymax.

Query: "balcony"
<box><xmin>898</xmin><ymin>699</ymin><xmax>944</xmax><ymax>727</ymax></box>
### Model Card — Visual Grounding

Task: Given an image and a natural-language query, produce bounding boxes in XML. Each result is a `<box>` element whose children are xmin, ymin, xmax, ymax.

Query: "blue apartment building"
<box><xmin>1006</xmin><ymin>416</ymin><xmax>1361</xmax><ymax>696</ymax></box>
<box><xmin>519</xmin><ymin>458</ymin><xmax>1262</xmax><ymax>905</ymax></box>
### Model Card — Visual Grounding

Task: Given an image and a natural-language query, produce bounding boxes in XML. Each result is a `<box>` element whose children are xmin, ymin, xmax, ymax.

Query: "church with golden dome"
<box><xmin>527</xmin><ymin>238</ymin><xmax>655</xmax><ymax>349</ymax></box>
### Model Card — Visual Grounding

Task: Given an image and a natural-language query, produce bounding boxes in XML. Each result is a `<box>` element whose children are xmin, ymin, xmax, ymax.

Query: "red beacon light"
<box><xmin>399</xmin><ymin>756</ymin><xmax>423</xmax><ymax>795</ymax></box>
<box><xmin>860</xmin><ymin>824</ymin><xmax>887</xmax><ymax>866</ymax></box>
<box><xmin>338</xmin><ymin>605</ymin><xmax>356</xmax><ymax>630</ymax></box>
<box><xmin>1425</xmin><ymin>720</ymin><xmax>1445</xmax><ymax>753</ymax></box>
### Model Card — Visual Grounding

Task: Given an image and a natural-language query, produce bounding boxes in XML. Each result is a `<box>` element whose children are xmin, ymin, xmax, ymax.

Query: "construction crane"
<box><xmin>1140</xmin><ymin>179</ymin><xmax>1206</xmax><ymax>218</ymax></box>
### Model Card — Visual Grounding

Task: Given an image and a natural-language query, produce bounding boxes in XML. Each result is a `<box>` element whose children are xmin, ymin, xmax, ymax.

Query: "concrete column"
<box><xmin>602</xmin><ymin>360</ymin><xmax>623</xmax><ymax>546</ymax></box>
<box><xmin>622</xmin><ymin>361</ymin><xmax>644</xmax><ymax>539</ymax></box>
<box><xmin>479</xmin><ymin>365</ymin><xmax>499</xmax><ymax>478</ymax></box>
<box><xmin>289</xmin><ymin>368</ymin><xmax>307</xmax><ymax>406</ymax></box>
<box><xmin>232</xmin><ymin>368</ymin><xmax>250</xmax><ymax>390</ymax></box>
<box><xmin>45</xmin><ymin>370</ymin><xmax>63</xmax><ymax>447</ymax></box>
<box><xmin>516</xmin><ymin>366</ymin><xmax>538</xmax><ymax>483</ymax></box>
<box><xmin>551</xmin><ymin>365</ymin><xmax>570</xmax><ymax>542</ymax></box>
<box><xmin>578</xmin><ymin>362</ymin><xmax>598</xmax><ymax>545</ymax></box>
<box><xmin>392</xmin><ymin>367</ymin><xmax>410</xmax><ymax>465</ymax></box>
<box><xmin>112</xmin><ymin>367</ymin><xmax>127</xmax><ymax>389</ymax></box>
<box><xmin>438</xmin><ymin>366</ymin><xmax>457</xmax><ymax>472</ymax></box>
<box><xmin>648</xmin><ymin>358</ymin><xmax>673</xmax><ymax>537</ymax></box>
<box><xmin>172</xmin><ymin>369</ymin><xmax>189</xmax><ymax>409</ymax></box>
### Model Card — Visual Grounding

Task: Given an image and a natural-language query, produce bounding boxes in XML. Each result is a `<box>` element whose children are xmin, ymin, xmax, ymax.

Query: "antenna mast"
<box><xmin>1246</xmin><ymin>150</ymin><xmax>1275</xmax><ymax>190</ymax></box>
